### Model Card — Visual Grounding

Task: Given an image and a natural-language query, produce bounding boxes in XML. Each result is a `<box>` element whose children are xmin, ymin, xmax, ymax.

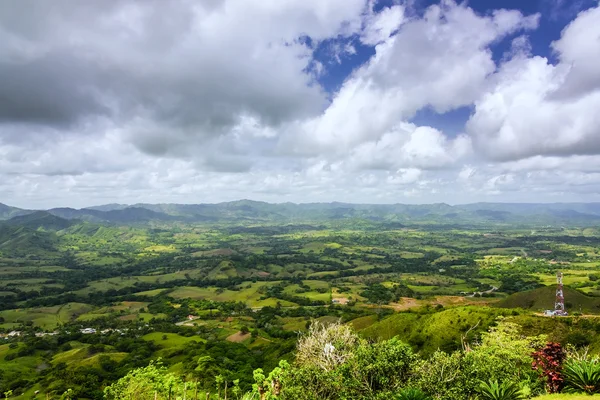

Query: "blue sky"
<box><xmin>314</xmin><ymin>0</ymin><xmax>598</xmax><ymax>136</ymax></box>
<box><xmin>0</xmin><ymin>0</ymin><xmax>599</xmax><ymax>208</ymax></box>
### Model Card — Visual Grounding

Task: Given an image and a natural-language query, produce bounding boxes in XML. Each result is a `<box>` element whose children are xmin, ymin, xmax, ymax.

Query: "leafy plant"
<box><xmin>395</xmin><ymin>387</ymin><xmax>432</xmax><ymax>400</ymax></box>
<box><xmin>531</xmin><ymin>342</ymin><xmax>566</xmax><ymax>393</ymax></box>
<box><xmin>252</xmin><ymin>360</ymin><xmax>289</xmax><ymax>400</ymax></box>
<box><xmin>104</xmin><ymin>359</ymin><xmax>184</xmax><ymax>400</ymax></box>
<box><xmin>563</xmin><ymin>359</ymin><xmax>600</xmax><ymax>394</ymax></box>
<box><xmin>478</xmin><ymin>380</ymin><xmax>525</xmax><ymax>400</ymax></box>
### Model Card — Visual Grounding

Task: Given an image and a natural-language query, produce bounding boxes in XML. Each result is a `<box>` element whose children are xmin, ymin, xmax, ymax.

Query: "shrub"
<box><xmin>531</xmin><ymin>342</ymin><xmax>566</xmax><ymax>393</ymax></box>
<box><xmin>104</xmin><ymin>359</ymin><xmax>184</xmax><ymax>400</ymax></box>
<box><xmin>563</xmin><ymin>359</ymin><xmax>600</xmax><ymax>395</ymax></box>
<box><xmin>276</xmin><ymin>321</ymin><xmax>418</xmax><ymax>399</ymax></box>
<box><xmin>295</xmin><ymin>320</ymin><xmax>358</xmax><ymax>372</ymax></box>
<box><xmin>465</xmin><ymin>320</ymin><xmax>545</xmax><ymax>389</ymax></box>
<box><xmin>411</xmin><ymin>350</ymin><xmax>477</xmax><ymax>400</ymax></box>
<box><xmin>395</xmin><ymin>387</ymin><xmax>432</xmax><ymax>400</ymax></box>
<box><xmin>478</xmin><ymin>380</ymin><xmax>525</xmax><ymax>400</ymax></box>
<box><xmin>341</xmin><ymin>337</ymin><xmax>416</xmax><ymax>395</ymax></box>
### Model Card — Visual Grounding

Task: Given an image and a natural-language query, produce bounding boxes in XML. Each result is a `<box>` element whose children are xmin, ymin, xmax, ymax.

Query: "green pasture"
<box><xmin>0</xmin><ymin>303</ymin><xmax>94</xmax><ymax>329</ymax></box>
<box><xmin>133</xmin><ymin>288</ymin><xmax>169</xmax><ymax>297</ymax></box>
<box><xmin>74</xmin><ymin>270</ymin><xmax>202</xmax><ymax>295</ymax></box>
<box><xmin>142</xmin><ymin>332</ymin><xmax>205</xmax><ymax>348</ymax></box>
<box><xmin>534</xmin><ymin>270</ymin><xmax>591</xmax><ymax>286</ymax></box>
<box><xmin>282</xmin><ymin>284</ymin><xmax>330</xmax><ymax>302</ymax></box>
<box><xmin>169</xmin><ymin>283</ymin><xmax>298</xmax><ymax>307</ymax></box>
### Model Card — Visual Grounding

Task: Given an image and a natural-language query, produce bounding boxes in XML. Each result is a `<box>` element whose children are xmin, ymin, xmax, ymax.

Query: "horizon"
<box><xmin>3</xmin><ymin>198</ymin><xmax>600</xmax><ymax>212</ymax></box>
<box><xmin>1</xmin><ymin>0</ymin><xmax>600</xmax><ymax>208</ymax></box>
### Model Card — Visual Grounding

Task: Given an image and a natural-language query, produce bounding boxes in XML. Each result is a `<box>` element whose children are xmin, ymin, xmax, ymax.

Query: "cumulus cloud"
<box><xmin>287</xmin><ymin>1</ymin><xmax>539</xmax><ymax>154</ymax></box>
<box><xmin>1</xmin><ymin>0</ymin><xmax>600</xmax><ymax>208</ymax></box>
<box><xmin>0</xmin><ymin>0</ymin><xmax>364</xmax><ymax>147</ymax></box>
<box><xmin>467</xmin><ymin>5</ymin><xmax>600</xmax><ymax>161</ymax></box>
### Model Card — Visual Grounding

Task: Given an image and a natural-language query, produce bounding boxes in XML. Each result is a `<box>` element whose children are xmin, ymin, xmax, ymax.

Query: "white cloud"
<box><xmin>2</xmin><ymin>1</ymin><xmax>600</xmax><ymax>208</ymax></box>
<box><xmin>360</xmin><ymin>2</ymin><xmax>405</xmax><ymax>45</ymax></box>
<box><xmin>467</xmin><ymin>4</ymin><xmax>600</xmax><ymax>161</ymax></box>
<box><xmin>288</xmin><ymin>1</ymin><xmax>538</xmax><ymax>155</ymax></box>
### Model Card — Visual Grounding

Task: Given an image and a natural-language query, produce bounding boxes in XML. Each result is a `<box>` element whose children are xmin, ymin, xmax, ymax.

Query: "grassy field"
<box><xmin>142</xmin><ymin>332</ymin><xmax>205</xmax><ymax>348</ymax></box>
<box><xmin>169</xmin><ymin>284</ymin><xmax>298</xmax><ymax>307</ymax></box>
<box><xmin>0</xmin><ymin>303</ymin><xmax>94</xmax><ymax>329</ymax></box>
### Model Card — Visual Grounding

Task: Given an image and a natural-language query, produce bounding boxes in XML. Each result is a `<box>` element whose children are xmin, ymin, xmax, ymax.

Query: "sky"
<box><xmin>1</xmin><ymin>0</ymin><xmax>600</xmax><ymax>209</ymax></box>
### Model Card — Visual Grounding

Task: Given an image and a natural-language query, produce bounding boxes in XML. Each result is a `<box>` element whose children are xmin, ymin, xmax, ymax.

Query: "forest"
<box><xmin>1</xmin><ymin>201</ymin><xmax>600</xmax><ymax>399</ymax></box>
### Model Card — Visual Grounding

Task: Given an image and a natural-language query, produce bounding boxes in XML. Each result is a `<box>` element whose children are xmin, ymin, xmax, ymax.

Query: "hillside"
<box><xmin>0</xmin><ymin>225</ymin><xmax>59</xmax><ymax>257</ymax></box>
<box><xmin>3</xmin><ymin>201</ymin><xmax>600</xmax><ymax>226</ymax></box>
<box><xmin>496</xmin><ymin>286</ymin><xmax>600</xmax><ymax>313</ymax></box>
<box><xmin>4</xmin><ymin>211</ymin><xmax>75</xmax><ymax>230</ymax></box>
<box><xmin>0</xmin><ymin>203</ymin><xmax>31</xmax><ymax>220</ymax></box>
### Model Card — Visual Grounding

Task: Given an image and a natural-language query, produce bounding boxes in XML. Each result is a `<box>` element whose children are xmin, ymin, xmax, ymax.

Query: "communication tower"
<box><xmin>546</xmin><ymin>271</ymin><xmax>568</xmax><ymax>316</ymax></box>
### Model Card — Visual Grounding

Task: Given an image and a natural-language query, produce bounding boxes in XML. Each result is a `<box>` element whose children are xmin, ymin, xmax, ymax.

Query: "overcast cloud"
<box><xmin>1</xmin><ymin>0</ymin><xmax>600</xmax><ymax>208</ymax></box>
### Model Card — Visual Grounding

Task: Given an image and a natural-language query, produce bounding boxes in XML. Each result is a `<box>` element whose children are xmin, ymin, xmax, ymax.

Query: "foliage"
<box><xmin>252</xmin><ymin>360</ymin><xmax>289</xmax><ymax>400</ymax></box>
<box><xmin>465</xmin><ymin>320</ymin><xmax>546</xmax><ymax>389</ymax></box>
<box><xmin>341</xmin><ymin>337</ymin><xmax>415</xmax><ymax>395</ymax></box>
<box><xmin>411</xmin><ymin>350</ymin><xmax>477</xmax><ymax>400</ymax></box>
<box><xmin>395</xmin><ymin>387</ymin><xmax>432</xmax><ymax>400</ymax></box>
<box><xmin>531</xmin><ymin>342</ymin><xmax>566</xmax><ymax>393</ymax></box>
<box><xmin>295</xmin><ymin>320</ymin><xmax>359</xmax><ymax>372</ymax></box>
<box><xmin>103</xmin><ymin>359</ymin><xmax>183</xmax><ymax>400</ymax></box>
<box><xmin>478</xmin><ymin>380</ymin><xmax>525</xmax><ymax>400</ymax></box>
<box><xmin>273</xmin><ymin>323</ymin><xmax>417</xmax><ymax>399</ymax></box>
<box><xmin>563</xmin><ymin>359</ymin><xmax>600</xmax><ymax>395</ymax></box>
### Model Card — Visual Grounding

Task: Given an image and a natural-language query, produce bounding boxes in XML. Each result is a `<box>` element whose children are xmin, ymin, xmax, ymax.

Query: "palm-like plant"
<box><xmin>563</xmin><ymin>359</ymin><xmax>600</xmax><ymax>394</ymax></box>
<box><xmin>395</xmin><ymin>387</ymin><xmax>432</xmax><ymax>400</ymax></box>
<box><xmin>478</xmin><ymin>380</ymin><xmax>525</xmax><ymax>400</ymax></box>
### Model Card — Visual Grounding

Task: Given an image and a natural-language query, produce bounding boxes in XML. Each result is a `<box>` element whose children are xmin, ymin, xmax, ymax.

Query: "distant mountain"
<box><xmin>2</xmin><ymin>200</ymin><xmax>600</xmax><ymax>226</ymax></box>
<box><xmin>0</xmin><ymin>203</ymin><xmax>31</xmax><ymax>219</ymax></box>
<box><xmin>48</xmin><ymin>207</ymin><xmax>178</xmax><ymax>223</ymax></box>
<box><xmin>84</xmin><ymin>203</ymin><xmax>129</xmax><ymax>212</ymax></box>
<box><xmin>4</xmin><ymin>211</ymin><xmax>75</xmax><ymax>230</ymax></box>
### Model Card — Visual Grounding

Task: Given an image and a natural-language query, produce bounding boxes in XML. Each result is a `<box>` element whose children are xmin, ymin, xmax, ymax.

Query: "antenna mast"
<box><xmin>554</xmin><ymin>271</ymin><xmax>567</xmax><ymax>316</ymax></box>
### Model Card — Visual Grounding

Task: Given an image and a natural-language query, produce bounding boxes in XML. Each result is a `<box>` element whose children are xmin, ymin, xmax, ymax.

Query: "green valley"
<box><xmin>1</xmin><ymin>201</ymin><xmax>600</xmax><ymax>399</ymax></box>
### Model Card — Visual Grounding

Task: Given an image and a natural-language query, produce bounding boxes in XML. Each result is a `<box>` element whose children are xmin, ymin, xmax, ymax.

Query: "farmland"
<box><xmin>1</xmin><ymin>202</ymin><xmax>600</xmax><ymax>397</ymax></box>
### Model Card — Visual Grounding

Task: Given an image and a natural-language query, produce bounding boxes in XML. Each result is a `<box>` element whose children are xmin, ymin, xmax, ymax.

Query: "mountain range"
<box><xmin>1</xmin><ymin>200</ymin><xmax>600</xmax><ymax>227</ymax></box>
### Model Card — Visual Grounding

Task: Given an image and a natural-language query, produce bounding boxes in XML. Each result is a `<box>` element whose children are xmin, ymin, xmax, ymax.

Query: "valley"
<box><xmin>1</xmin><ymin>201</ymin><xmax>600</xmax><ymax>398</ymax></box>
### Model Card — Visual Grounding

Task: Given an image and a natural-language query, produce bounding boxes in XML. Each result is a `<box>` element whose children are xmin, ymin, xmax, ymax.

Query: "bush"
<box><xmin>531</xmin><ymin>342</ymin><xmax>566</xmax><ymax>393</ymax></box>
<box><xmin>465</xmin><ymin>320</ymin><xmax>545</xmax><ymax>389</ymax></box>
<box><xmin>563</xmin><ymin>359</ymin><xmax>600</xmax><ymax>395</ymax></box>
<box><xmin>276</xmin><ymin>321</ymin><xmax>417</xmax><ymax>399</ymax></box>
<box><xmin>295</xmin><ymin>320</ymin><xmax>358</xmax><ymax>372</ymax></box>
<box><xmin>478</xmin><ymin>380</ymin><xmax>525</xmax><ymax>400</ymax></box>
<box><xmin>340</xmin><ymin>337</ymin><xmax>415</xmax><ymax>395</ymax></box>
<box><xmin>412</xmin><ymin>350</ymin><xmax>477</xmax><ymax>400</ymax></box>
<box><xmin>395</xmin><ymin>387</ymin><xmax>432</xmax><ymax>400</ymax></box>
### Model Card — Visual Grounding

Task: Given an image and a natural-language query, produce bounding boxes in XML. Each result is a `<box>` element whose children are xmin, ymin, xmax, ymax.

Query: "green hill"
<box><xmin>0</xmin><ymin>225</ymin><xmax>60</xmax><ymax>257</ymax></box>
<box><xmin>496</xmin><ymin>286</ymin><xmax>600</xmax><ymax>313</ymax></box>
<box><xmin>359</xmin><ymin>306</ymin><xmax>518</xmax><ymax>355</ymax></box>
<box><xmin>0</xmin><ymin>203</ymin><xmax>31</xmax><ymax>220</ymax></box>
<box><xmin>5</xmin><ymin>211</ymin><xmax>75</xmax><ymax>230</ymax></box>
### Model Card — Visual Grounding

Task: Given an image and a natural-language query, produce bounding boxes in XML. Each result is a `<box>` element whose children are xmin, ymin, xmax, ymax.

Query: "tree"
<box><xmin>104</xmin><ymin>359</ymin><xmax>184</xmax><ymax>400</ymax></box>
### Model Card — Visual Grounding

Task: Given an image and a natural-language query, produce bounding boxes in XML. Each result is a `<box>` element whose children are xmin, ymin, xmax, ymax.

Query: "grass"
<box><xmin>142</xmin><ymin>332</ymin><xmax>205</xmax><ymax>348</ymax></box>
<box><xmin>0</xmin><ymin>303</ymin><xmax>94</xmax><ymax>328</ymax></box>
<box><xmin>362</xmin><ymin>306</ymin><xmax>516</xmax><ymax>355</ymax></box>
<box><xmin>169</xmin><ymin>283</ymin><xmax>298</xmax><ymax>307</ymax></box>
<box><xmin>497</xmin><ymin>286</ymin><xmax>600</xmax><ymax>313</ymax></box>
<box><xmin>133</xmin><ymin>288</ymin><xmax>169</xmax><ymax>296</ymax></box>
<box><xmin>349</xmin><ymin>315</ymin><xmax>378</xmax><ymax>331</ymax></box>
<box><xmin>533</xmin><ymin>395</ymin><xmax>600</xmax><ymax>399</ymax></box>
